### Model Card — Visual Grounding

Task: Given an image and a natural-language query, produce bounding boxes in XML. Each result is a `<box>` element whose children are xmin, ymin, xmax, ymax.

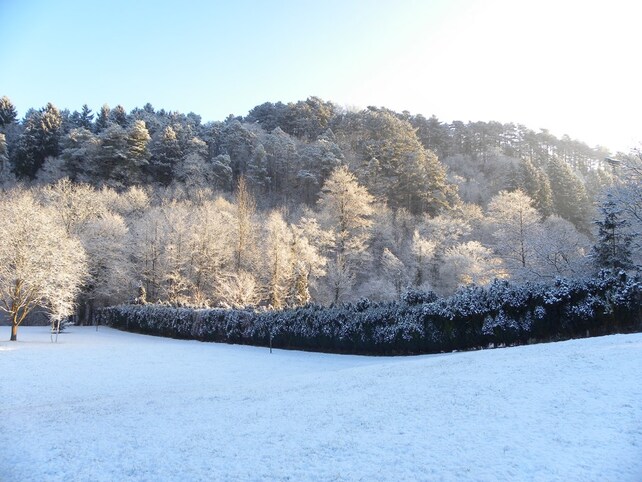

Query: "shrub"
<box><xmin>94</xmin><ymin>271</ymin><xmax>641</xmax><ymax>355</ymax></box>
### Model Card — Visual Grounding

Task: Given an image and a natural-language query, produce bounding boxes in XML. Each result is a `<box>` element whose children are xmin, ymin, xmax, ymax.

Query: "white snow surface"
<box><xmin>1</xmin><ymin>327</ymin><xmax>641</xmax><ymax>482</ymax></box>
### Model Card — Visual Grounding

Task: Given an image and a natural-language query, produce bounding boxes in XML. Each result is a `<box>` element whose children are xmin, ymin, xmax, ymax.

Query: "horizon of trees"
<box><xmin>0</xmin><ymin>95</ymin><xmax>639</xmax><ymax>340</ymax></box>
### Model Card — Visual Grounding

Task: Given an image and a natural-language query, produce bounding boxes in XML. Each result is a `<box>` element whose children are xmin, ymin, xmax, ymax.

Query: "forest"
<box><xmin>0</xmin><ymin>95</ymin><xmax>640</xmax><ymax>342</ymax></box>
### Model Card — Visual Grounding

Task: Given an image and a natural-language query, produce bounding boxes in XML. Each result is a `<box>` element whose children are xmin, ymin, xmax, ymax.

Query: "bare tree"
<box><xmin>264</xmin><ymin>210</ymin><xmax>294</xmax><ymax>309</ymax></box>
<box><xmin>440</xmin><ymin>241</ymin><xmax>506</xmax><ymax>293</ymax></box>
<box><xmin>233</xmin><ymin>176</ymin><xmax>258</xmax><ymax>273</ymax></box>
<box><xmin>487</xmin><ymin>190</ymin><xmax>541</xmax><ymax>280</ymax></box>
<box><xmin>0</xmin><ymin>190</ymin><xmax>87</xmax><ymax>341</ymax></box>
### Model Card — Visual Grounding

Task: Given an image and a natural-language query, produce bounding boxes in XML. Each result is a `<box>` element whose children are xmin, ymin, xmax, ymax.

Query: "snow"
<box><xmin>2</xmin><ymin>327</ymin><xmax>641</xmax><ymax>481</ymax></box>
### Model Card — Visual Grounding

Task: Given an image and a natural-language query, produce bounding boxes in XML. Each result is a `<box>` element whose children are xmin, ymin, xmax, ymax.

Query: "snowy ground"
<box><xmin>1</xmin><ymin>327</ymin><xmax>641</xmax><ymax>481</ymax></box>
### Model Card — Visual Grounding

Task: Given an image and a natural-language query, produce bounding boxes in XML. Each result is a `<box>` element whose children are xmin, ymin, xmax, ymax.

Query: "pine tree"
<box><xmin>78</xmin><ymin>104</ymin><xmax>94</xmax><ymax>130</ymax></box>
<box><xmin>95</xmin><ymin>104</ymin><xmax>111</xmax><ymax>132</ymax></box>
<box><xmin>111</xmin><ymin>104</ymin><xmax>128</xmax><ymax>127</ymax></box>
<box><xmin>547</xmin><ymin>156</ymin><xmax>590</xmax><ymax>230</ymax></box>
<box><xmin>14</xmin><ymin>103</ymin><xmax>63</xmax><ymax>178</ymax></box>
<box><xmin>592</xmin><ymin>194</ymin><xmax>633</xmax><ymax>271</ymax></box>
<box><xmin>0</xmin><ymin>96</ymin><xmax>18</xmax><ymax>127</ymax></box>
<box><xmin>150</xmin><ymin>125</ymin><xmax>182</xmax><ymax>184</ymax></box>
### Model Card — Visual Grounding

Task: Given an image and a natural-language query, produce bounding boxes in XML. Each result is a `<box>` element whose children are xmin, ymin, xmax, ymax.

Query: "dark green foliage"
<box><xmin>148</xmin><ymin>125</ymin><xmax>182</xmax><ymax>184</ymax></box>
<box><xmin>95</xmin><ymin>104</ymin><xmax>111</xmax><ymax>132</ymax></box>
<box><xmin>110</xmin><ymin>104</ymin><xmax>128</xmax><ymax>127</ymax></box>
<box><xmin>14</xmin><ymin>103</ymin><xmax>63</xmax><ymax>178</ymax></box>
<box><xmin>0</xmin><ymin>96</ymin><xmax>18</xmax><ymax>127</ymax></box>
<box><xmin>95</xmin><ymin>272</ymin><xmax>641</xmax><ymax>355</ymax></box>
<box><xmin>593</xmin><ymin>195</ymin><xmax>633</xmax><ymax>271</ymax></box>
<box><xmin>333</xmin><ymin>107</ymin><xmax>457</xmax><ymax>214</ymax></box>
<box><xmin>69</xmin><ymin>104</ymin><xmax>94</xmax><ymax>131</ymax></box>
<box><xmin>547</xmin><ymin>157</ymin><xmax>591</xmax><ymax>230</ymax></box>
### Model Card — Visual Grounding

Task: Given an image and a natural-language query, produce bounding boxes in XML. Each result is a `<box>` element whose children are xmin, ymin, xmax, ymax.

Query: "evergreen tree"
<box><xmin>0</xmin><ymin>96</ymin><xmax>18</xmax><ymax>127</ymax></box>
<box><xmin>60</xmin><ymin>128</ymin><xmax>100</xmax><ymax>182</ymax></box>
<box><xmin>217</xmin><ymin>120</ymin><xmax>257</xmax><ymax>187</ymax></box>
<box><xmin>547</xmin><ymin>156</ymin><xmax>591</xmax><ymax>230</ymax></box>
<box><xmin>111</xmin><ymin>104</ymin><xmax>128</xmax><ymax>127</ymax></box>
<box><xmin>14</xmin><ymin>103</ymin><xmax>63</xmax><ymax>178</ymax></box>
<box><xmin>127</xmin><ymin>120</ymin><xmax>151</xmax><ymax>163</ymax></box>
<box><xmin>592</xmin><ymin>194</ymin><xmax>633</xmax><ymax>271</ymax></box>
<box><xmin>95</xmin><ymin>104</ymin><xmax>111</xmax><ymax>132</ymax></box>
<box><xmin>534</xmin><ymin>168</ymin><xmax>554</xmax><ymax>217</ymax></box>
<box><xmin>246</xmin><ymin>143</ymin><xmax>270</xmax><ymax>194</ymax></box>
<box><xmin>335</xmin><ymin>108</ymin><xmax>457</xmax><ymax>214</ymax></box>
<box><xmin>149</xmin><ymin>125</ymin><xmax>182</xmax><ymax>184</ymax></box>
<box><xmin>78</xmin><ymin>104</ymin><xmax>94</xmax><ymax>130</ymax></box>
<box><xmin>95</xmin><ymin>124</ymin><xmax>129</xmax><ymax>184</ymax></box>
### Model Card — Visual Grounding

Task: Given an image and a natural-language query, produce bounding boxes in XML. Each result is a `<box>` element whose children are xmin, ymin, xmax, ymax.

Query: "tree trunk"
<box><xmin>10</xmin><ymin>322</ymin><xmax>17</xmax><ymax>341</ymax></box>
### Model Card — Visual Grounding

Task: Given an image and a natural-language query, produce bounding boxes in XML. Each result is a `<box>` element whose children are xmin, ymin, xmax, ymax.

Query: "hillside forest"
<box><xmin>0</xmin><ymin>95</ymin><xmax>639</xmax><ymax>329</ymax></box>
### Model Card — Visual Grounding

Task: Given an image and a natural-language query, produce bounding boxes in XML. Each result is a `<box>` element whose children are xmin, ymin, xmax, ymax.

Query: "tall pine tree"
<box><xmin>592</xmin><ymin>194</ymin><xmax>633</xmax><ymax>271</ymax></box>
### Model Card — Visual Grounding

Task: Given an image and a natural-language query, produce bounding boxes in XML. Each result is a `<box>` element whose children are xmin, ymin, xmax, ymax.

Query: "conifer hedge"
<box><xmin>94</xmin><ymin>271</ymin><xmax>642</xmax><ymax>355</ymax></box>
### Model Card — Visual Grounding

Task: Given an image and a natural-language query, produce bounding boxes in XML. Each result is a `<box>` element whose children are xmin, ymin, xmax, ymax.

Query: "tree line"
<box><xmin>0</xmin><ymin>95</ymin><xmax>639</xmax><ymax>341</ymax></box>
<box><xmin>0</xmin><ymin>96</ymin><xmax>615</xmax><ymax>222</ymax></box>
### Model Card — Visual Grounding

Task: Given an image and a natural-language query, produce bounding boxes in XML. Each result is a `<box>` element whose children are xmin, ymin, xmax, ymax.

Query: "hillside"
<box><xmin>3</xmin><ymin>96</ymin><xmax>639</xmax><ymax>316</ymax></box>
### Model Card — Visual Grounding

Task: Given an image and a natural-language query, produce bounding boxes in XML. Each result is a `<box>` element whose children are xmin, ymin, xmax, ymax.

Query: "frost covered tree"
<box><xmin>381</xmin><ymin>247</ymin><xmax>407</xmax><ymax>298</ymax></box>
<box><xmin>532</xmin><ymin>215</ymin><xmax>591</xmax><ymax>278</ymax></box>
<box><xmin>15</xmin><ymin>103</ymin><xmax>63</xmax><ymax>178</ymax></box>
<box><xmin>606</xmin><ymin>150</ymin><xmax>642</xmax><ymax>267</ymax></box>
<box><xmin>94</xmin><ymin>120</ymin><xmax>150</xmax><ymax>186</ymax></box>
<box><xmin>288</xmin><ymin>216</ymin><xmax>328</xmax><ymax>305</ymax></box>
<box><xmin>60</xmin><ymin>127</ymin><xmax>100</xmax><ymax>182</ymax></box>
<box><xmin>317</xmin><ymin>166</ymin><xmax>374</xmax><ymax>303</ymax></box>
<box><xmin>129</xmin><ymin>200</ymin><xmax>195</xmax><ymax>304</ymax></box>
<box><xmin>188</xmin><ymin>198</ymin><xmax>235</xmax><ymax>304</ymax></box>
<box><xmin>160</xmin><ymin>201</ymin><xmax>195</xmax><ymax>305</ymax></box>
<box><xmin>233</xmin><ymin>177</ymin><xmax>258</xmax><ymax>273</ymax></box>
<box><xmin>592</xmin><ymin>194</ymin><xmax>633</xmax><ymax>271</ymax></box>
<box><xmin>0</xmin><ymin>190</ymin><xmax>87</xmax><ymax>341</ymax></box>
<box><xmin>94</xmin><ymin>104</ymin><xmax>111</xmax><ymax>132</ymax></box>
<box><xmin>77</xmin><ymin>104</ymin><xmax>94</xmax><ymax>130</ymax></box>
<box><xmin>547</xmin><ymin>156</ymin><xmax>591</xmax><ymax>230</ymax></box>
<box><xmin>513</xmin><ymin>158</ymin><xmax>553</xmax><ymax>217</ymax></box>
<box><xmin>216</xmin><ymin>271</ymin><xmax>261</xmax><ymax>308</ymax></box>
<box><xmin>419</xmin><ymin>214</ymin><xmax>472</xmax><ymax>291</ymax></box>
<box><xmin>126</xmin><ymin>120</ymin><xmax>151</xmax><ymax>168</ymax></box>
<box><xmin>39</xmin><ymin>179</ymin><xmax>106</xmax><ymax>235</ymax></box>
<box><xmin>0</xmin><ymin>132</ymin><xmax>12</xmax><ymax>183</ymax></box>
<box><xmin>487</xmin><ymin>190</ymin><xmax>541</xmax><ymax>279</ymax></box>
<box><xmin>128</xmin><ymin>205</ymin><xmax>168</xmax><ymax>302</ymax></box>
<box><xmin>79</xmin><ymin>211</ymin><xmax>132</xmax><ymax>316</ymax></box>
<box><xmin>335</xmin><ymin>108</ymin><xmax>457</xmax><ymax>214</ymax></box>
<box><xmin>264</xmin><ymin>210</ymin><xmax>293</xmax><ymax>309</ymax></box>
<box><xmin>149</xmin><ymin>125</ymin><xmax>182</xmax><ymax>184</ymax></box>
<box><xmin>0</xmin><ymin>96</ymin><xmax>18</xmax><ymax>127</ymax></box>
<box><xmin>110</xmin><ymin>104</ymin><xmax>128</xmax><ymax>127</ymax></box>
<box><xmin>409</xmin><ymin>230</ymin><xmax>437</xmax><ymax>288</ymax></box>
<box><xmin>174</xmin><ymin>137</ymin><xmax>213</xmax><ymax>191</ymax></box>
<box><xmin>440</xmin><ymin>241</ymin><xmax>505</xmax><ymax>293</ymax></box>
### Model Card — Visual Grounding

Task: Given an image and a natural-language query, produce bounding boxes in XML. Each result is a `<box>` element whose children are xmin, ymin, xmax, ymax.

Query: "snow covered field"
<box><xmin>1</xmin><ymin>327</ymin><xmax>641</xmax><ymax>481</ymax></box>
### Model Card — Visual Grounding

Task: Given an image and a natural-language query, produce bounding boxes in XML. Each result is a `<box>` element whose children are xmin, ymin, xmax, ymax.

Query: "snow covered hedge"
<box><xmin>94</xmin><ymin>271</ymin><xmax>641</xmax><ymax>355</ymax></box>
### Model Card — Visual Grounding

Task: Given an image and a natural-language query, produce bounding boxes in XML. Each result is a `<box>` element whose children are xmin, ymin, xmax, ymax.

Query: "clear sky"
<box><xmin>1</xmin><ymin>0</ymin><xmax>640</xmax><ymax>152</ymax></box>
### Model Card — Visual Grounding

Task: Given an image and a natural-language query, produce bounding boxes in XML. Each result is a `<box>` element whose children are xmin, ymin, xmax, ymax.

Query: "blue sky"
<box><xmin>2</xmin><ymin>0</ymin><xmax>640</xmax><ymax>152</ymax></box>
